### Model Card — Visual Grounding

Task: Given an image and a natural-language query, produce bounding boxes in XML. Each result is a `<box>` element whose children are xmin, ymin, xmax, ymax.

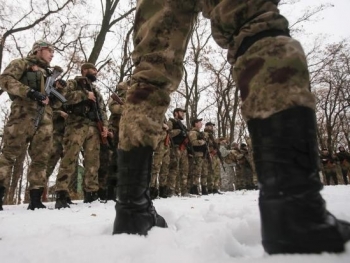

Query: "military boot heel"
<box><xmin>55</xmin><ymin>191</ymin><xmax>70</xmax><ymax>209</ymax></box>
<box><xmin>113</xmin><ymin>146</ymin><xmax>167</xmax><ymax>235</ymax></box>
<box><xmin>248</xmin><ymin>106</ymin><xmax>350</xmax><ymax>254</ymax></box>
<box><xmin>0</xmin><ymin>186</ymin><xmax>5</xmax><ymax>211</ymax></box>
<box><xmin>27</xmin><ymin>188</ymin><xmax>46</xmax><ymax>210</ymax></box>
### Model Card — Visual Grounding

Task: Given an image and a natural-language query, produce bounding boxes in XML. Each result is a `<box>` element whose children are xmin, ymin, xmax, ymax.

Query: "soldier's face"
<box><xmin>37</xmin><ymin>48</ymin><xmax>54</xmax><ymax>63</ymax></box>
<box><xmin>177</xmin><ymin>111</ymin><xmax>185</xmax><ymax>120</ymax></box>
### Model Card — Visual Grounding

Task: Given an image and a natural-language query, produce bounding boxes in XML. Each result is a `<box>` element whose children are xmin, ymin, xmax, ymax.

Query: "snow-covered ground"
<box><xmin>1</xmin><ymin>186</ymin><xmax>350</xmax><ymax>263</ymax></box>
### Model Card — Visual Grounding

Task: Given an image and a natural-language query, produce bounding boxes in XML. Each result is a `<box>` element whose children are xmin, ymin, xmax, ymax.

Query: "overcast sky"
<box><xmin>281</xmin><ymin>0</ymin><xmax>350</xmax><ymax>44</ymax></box>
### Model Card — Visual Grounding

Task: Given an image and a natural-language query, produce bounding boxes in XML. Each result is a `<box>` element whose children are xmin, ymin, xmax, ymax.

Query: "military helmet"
<box><xmin>31</xmin><ymin>40</ymin><xmax>54</xmax><ymax>54</ymax></box>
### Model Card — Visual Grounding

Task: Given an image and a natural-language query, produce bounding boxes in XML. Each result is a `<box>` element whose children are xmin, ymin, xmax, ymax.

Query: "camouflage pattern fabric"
<box><xmin>118</xmin><ymin>0</ymin><xmax>315</xmax><ymax>152</ymax></box>
<box><xmin>168</xmin><ymin>148</ymin><xmax>188</xmax><ymax>195</ymax></box>
<box><xmin>150</xmin><ymin>134</ymin><xmax>170</xmax><ymax>188</ymax></box>
<box><xmin>0</xmin><ymin>56</ymin><xmax>55</xmax><ymax>190</ymax></box>
<box><xmin>55</xmin><ymin>78</ymin><xmax>108</xmax><ymax>193</ymax></box>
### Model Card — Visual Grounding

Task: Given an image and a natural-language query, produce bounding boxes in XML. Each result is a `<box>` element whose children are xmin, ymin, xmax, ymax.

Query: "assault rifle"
<box><xmin>176</xmin><ymin>119</ymin><xmax>197</xmax><ymax>164</ymax></box>
<box><xmin>34</xmin><ymin>67</ymin><xmax>67</xmax><ymax>129</ymax></box>
<box><xmin>97</xmin><ymin>79</ymin><xmax>124</xmax><ymax>105</ymax></box>
<box><xmin>79</xmin><ymin>78</ymin><xmax>108</xmax><ymax>145</ymax></box>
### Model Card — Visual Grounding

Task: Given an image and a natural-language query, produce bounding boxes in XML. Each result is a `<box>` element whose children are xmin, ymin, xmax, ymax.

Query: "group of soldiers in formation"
<box><xmin>0</xmin><ymin>40</ymin><xmax>257</xmax><ymax>211</ymax></box>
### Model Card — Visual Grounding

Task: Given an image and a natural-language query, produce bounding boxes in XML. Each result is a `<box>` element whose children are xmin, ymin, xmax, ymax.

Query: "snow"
<box><xmin>1</xmin><ymin>186</ymin><xmax>350</xmax><ymax>263</ymax></box>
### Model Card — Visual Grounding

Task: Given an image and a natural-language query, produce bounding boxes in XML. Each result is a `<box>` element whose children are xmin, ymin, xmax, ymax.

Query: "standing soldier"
<box><xmin>239</xmin><ymin>143</ymin><xmax>255</xmax><ymax>190</ymax></box>
<box><xmin>204</xmin><ymin>122</ymin><xmax>222</xmax><ymax>194</ymax></box>
<box><xmin>167</xmin><ymin>108</ymin><xmax>189</xmax><ymax>197</ymax></box>
<box><xmin>336</xmin><ymin>146</ymin><xmax>350</xmax><ymax>185</ymax></box>
<box><xmin>0</xmin><ymin>40</ymin><xmax>64</xmax><ymax>211</ymax></box>
<box><xmin>104</xmin><ymin>81</ymin><xmax>128</xmax><ymax>200</ymax></box>
<box><xmin>188</xmin><ymin>118</ymin><xmax>206</xmax><ymax>195</ymax></box>
<box><xmin>150</xmin><ymin>119</ymin><xmax>171</xmax><ymax>199</ymax></box>
<box><xmin>320</xmin><ymin>148</ymin><xmax>338</xmax><ymax>185</ymax></box>
<box><xmin>44</xmin><ymin>83</ymin><xmax>68</xmax><ymax>201</ymax></box>
<box><xmin>54</xmin><ymin>63</ymin><xmax>108</xmax><ymax>209</ymax></box>
<box><xmin>113</xmin><ymin>0</ymin><xmax>350</xmax><ymax>253</ymax></box>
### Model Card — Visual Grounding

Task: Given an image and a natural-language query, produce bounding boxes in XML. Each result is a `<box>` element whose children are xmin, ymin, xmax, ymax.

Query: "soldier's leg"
<box><xmin>343</xmin><ymin>168</ymin><xmax>349</xmax><ymax>185</ymax></box>
<box><xmin>190</xmin><ymin>156</ymin><xmax>202</xmax><ymax>195</ymax></box>
<box><xmin>82</xmin><ymin>126</ymin><xmax>101</xmax><ymax>203</ymax></box>
<box><xmin>27</xmin><ymin>121</ymin><xmax>53</xmax><ymax>210</ymax></box>
<box><xmin>179</xmin><ymin>150</ymin><xmax>189</xmax><ymax>196</ymax></box>
<box><xmin>158</xmin><ymin>146</ymin><xmax>170</xmax><ymax>197</ymax></box>
<box><xmin>112</xmin><ymin>0</ymin><xmax>199</xmax><ymax>232</ymax></box>
<box><xmin>46</xmin><ymin>129</ymin><xmax>64</xmax><ymax>179</ymax></box>
<box><xmin>201</xmin><ymin>157</ymin><xmax>209</xmax><ymax>195</ymax></box>
<box><xmin>202</xmin><ymin>0</ymin><xmax>350</xmax><ymax>254</ymax></box>
<box><xmin>150</xmin><ymin>141</ymin><xmax>164</xmax><ymax>199</ymax></box>
<box><xmin>55</xmin><ymin>123</ymin><xmax>88</xmax><ymax>208</ymax></box>
<box><xmin>0</xmin><ymin>116</ymin><xmax>30</xmax><ymax>188</ymax></box>
<box><xmin>167</xmin><ymin>148</ymin><xmax>180</xmax><ymax>197</ymax></box>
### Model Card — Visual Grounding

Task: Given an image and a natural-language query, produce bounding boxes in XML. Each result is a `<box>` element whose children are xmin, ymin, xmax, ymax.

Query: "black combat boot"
<box><xmin>158</xmin><ymin>186</ymin><xmax>168</xmax><ymax>198</ymax></box>
<box><xmin>113</xmin><ymin>146</ymin><xmax>167</xmax><ymax>235</ymax></box>
<box><xmin>248</xmin><ymin>106</ymin><xmax>350</xmax><ymax>254</ymax></box>
<box><xmin>55</xmin><ymin>191</ymin><xmax>70</xmax><ymax>209</ymax></box>
<box><xmin>213</xmin><ymin>189</ymin><xmax>223</xmax><ymax>195</ymax></box>
<box><xmin>27</xmin><ymin>188</ymin><xmax>46</xmax><ymax>210</ymax></box>
<box><xmin>150</xmin><ymin>187</ymin><xmax>159</xmax><ymax>200</ymax></box>
<box><xmin>0</xmin><ymin>186</ymin><xmax>5</xmax><ymax>211</ymax></box>
<box><xmin>201</xmin><ymin>185</ymin><xmax>208</xmax><ymax>195</ymax></box>
<box><xmin>84</xmin><ymin>191</ymin><xmax>99</xmax><ymax>203</ymax></box>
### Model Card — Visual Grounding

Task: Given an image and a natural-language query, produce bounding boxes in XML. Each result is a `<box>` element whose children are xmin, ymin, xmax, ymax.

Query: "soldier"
<box><xmin>104</xmin><ymin>81</ymin><xmax>128</xmax><ymax>201</ymax></box>
<box><xmin>218</xmin><ymin>138</ymin><xmax>235</xmax><ymax>191</ymax></box>
<box><xmin>44</xmin><ymin>83</ymin><xmax>69</xmax><ymax>201</ymax></box>
<box><xmin>167</xmin><ymin>108</ymin><xmax>189</xmax><ymax>197</ymax></box>
<box><xmin>336</xmin><ymin>146</ymin><xmax>350</xmax><ymax>185</ymax></box>
<box><xmin>238</xmin><ymin>143</ymin><xmax>255</xmax><ymax>190</ymax></box>
<box><xmin>320</xmin><ymin>148</ymin><xmax>338</xmax><ymax>185</ymax></box>
<box><xmin>150</xmin><ymin>119</ymin><xmax>171</xmax><ymax>199</ymax></box>
<box><xmin>113</xmin><ymin>0</ymin><xmax>350</xmax><ymax>253</ymax></box>
<box><xmin>204</xmin><ymin>122</ymin><xmax>222</xmax><ymax>194</ymax></box>
<box><xmin>188</xmin><ymin>118</ymin><xmax>206</xmax><ymax>195</ymax></box>
<box><xmin>0</xmin><ymin>40</ymin><xmax>64</xmax><ymax>211</ymax></box>
<box><xmin>54</xmin><ymin>63</ymin><xmax>108</xmax><ymax>209</ymax></box>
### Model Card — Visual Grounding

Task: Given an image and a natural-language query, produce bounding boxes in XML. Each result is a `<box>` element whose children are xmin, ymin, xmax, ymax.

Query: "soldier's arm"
<box><xmin>65</xmin><ymin>79</ymin><xmax>89</xmax><ymax>104</ymax></box>
<box><xmin>0</xmin><ymin>58</ymin><xmax>30</xmax><ymax>98</ymax></box>
<box><xmin>109</xmin><ymin>99</ymin><xmax>123</xmax><ymax>115</ymax></box>
<box><xmin>97</xmin><ymin>90</ymin><xmax>108</xmax><ymax>127</ymax></box>
<box><xmin>189</xmin><ymin>131</ymin><xmax>205</xmax><ymax>146</ymax></box>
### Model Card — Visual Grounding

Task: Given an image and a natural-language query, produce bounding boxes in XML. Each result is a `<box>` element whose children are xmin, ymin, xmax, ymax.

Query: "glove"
<box><xmin>27</xmin><ymin>89</ymin><xmax>46</xmax><ymax>102</ymax></box>
<box><xmin>53</xmin><ymin>79</ymin><xmax>67</xmax><ymax>88</ymax></box>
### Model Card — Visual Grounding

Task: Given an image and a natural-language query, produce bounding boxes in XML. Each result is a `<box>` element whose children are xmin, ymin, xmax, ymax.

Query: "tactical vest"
<box><xmin>8</xmin><ymin>66</ymin><xmax>44</xmax><ymax>101</ymax></box>
<box><xmin>170</xmin><ymin>118</ymin><xmax>186</xmax><ymax>145</ymax></box>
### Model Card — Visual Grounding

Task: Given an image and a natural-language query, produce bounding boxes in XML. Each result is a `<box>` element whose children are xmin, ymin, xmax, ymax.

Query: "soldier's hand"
<box><xmin>54</xmin><ymin>79</ymin><xmax>67</xmax><ymax>89</ymax></box>
<box><xmin>87</xmin><ymin>91</ymin><xmax>96</xmax><ymax>102</ymax></box>
<box><xmin>102</xmin><ymin>126</ymin><xmax>108</xmax><ymax>138</ymax></box>
<box><xmin>60</xmin><ymin>111</ymin><xmax>68</xmax><ymax>119</ymax></box>
<box><xmin>107</xmin><ymin>131</ymin><xmax>114</xmax><ymax>138</ymax></box>
<box><xmin>27</xmin><ymin>89</ymin><xmax>47</xmax><ymax>103</ymax></box>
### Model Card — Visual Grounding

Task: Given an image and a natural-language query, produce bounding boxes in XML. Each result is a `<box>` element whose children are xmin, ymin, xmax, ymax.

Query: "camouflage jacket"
<box><xmin>64</xmin><ymin>76</ymin><xmax>108</xmax><ymax>127</ymax></box>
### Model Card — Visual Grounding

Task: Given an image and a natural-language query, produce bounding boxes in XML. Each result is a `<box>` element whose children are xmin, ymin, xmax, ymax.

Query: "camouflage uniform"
<box><xmin>219</xmin><ymin>142</ymin><xmax>236</xmax><ymax>191</ymax></box>
<box><xmin>55</xmin><ymin>76</ymin><xmax>108</xmax><ymax>194</ymax></box>
<box><xmin>46</xmin><ymin>109</ymin><xmax>67</xmax><ymax>179</ymax></box>
<box><xmin>336</xmin><ymin>147</ymin><xmax>350</xmax><ymax>185</ymax></box>
<box><xmin>320</xmin><ymin>150</ymin><xmax>338</xmax><ymax>185</ymax></box>
<box><xmin>114</xmin><ymin>1</ymin><xmax>350</xmax><ymax>251</ymax></box>
<box><xmin>204</xmin><ymin>128</ymin><xmax>221</xmax><ymax>193</ymax></box>
<box><xmin>0</xmin><ymin>56</ymin><xmax>57</xmax><ymax>191</ymax></box>
<box><xmin>150</xmin><ymin>124</ymin><xmax>170</xmax><ymax>198</ymax></box>
<box><xmin>167</xmin><ymin>117</ymin><xmax>189</xmax><ymax>196</ymax></box>
<box><xmin>188</xmin><ymin>125</ymin><xmax>207</xmax><ymax>194</ymax></box>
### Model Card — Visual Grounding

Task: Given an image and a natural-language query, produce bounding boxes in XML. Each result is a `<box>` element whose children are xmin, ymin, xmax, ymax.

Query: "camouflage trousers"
<box><xmin>56</xmin><ymin>123</ymin><xmax>100</xmax><ymax>193</ymax></box>
<box><xmin>118</xmin><ymin>0</ymin><xmax>315</xmax><ymax>151</ymax></box>
<box><xmin>221</xmin><ymin>164</ymin><xmax>236</xmax><ymax>191</ymax></box>
<box><xmin>207</xmin><ymin>155</ymin><xmax>221</xmax><ymax>191</ymax></box>
<box><xmin>46</xmin><ymin>125</ymin><xmax>65</xmax><ymax>179</ymax></box>
<box><xmin>150</xmin><ymin>140</ymin><xmax>170</xmax><ymax>188</ymax></box>
<box><xmin>0</xmin><ymin>107</ymin><xmax>52</xmax><ymax>190</ymax></box>
<box><xmin>168</xmin><ymin>148</ymin><xmax>188</xmax><ymax>195</ymax></box>
<box><xmin>235</xmin><ymin>164</ymin><xmax>254</xmax><ymax>190</ymax></box>
<box><xmin>188</xmin><ymin>154</ymin><xmax>205</xmax><ymax>187</ymax></box>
